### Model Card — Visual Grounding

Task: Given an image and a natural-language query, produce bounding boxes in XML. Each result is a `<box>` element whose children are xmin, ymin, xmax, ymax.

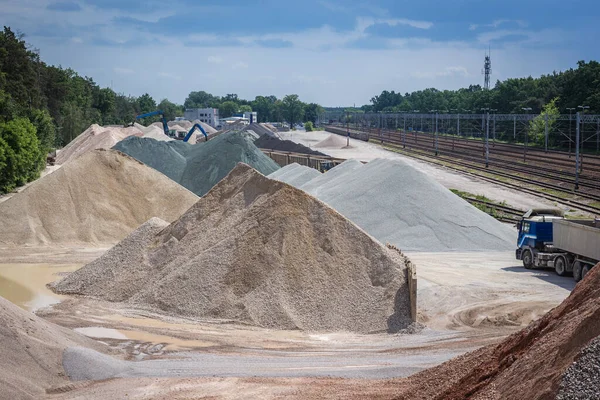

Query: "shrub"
<box><xmin>304</xmin><ymin>121</ymin><xmax>314</xmax><ymax>131</ymax></box>
<box><xmin>0</xmin><ymin>118</ymin><xmax>44</xmax><ymax>192</ymax></box>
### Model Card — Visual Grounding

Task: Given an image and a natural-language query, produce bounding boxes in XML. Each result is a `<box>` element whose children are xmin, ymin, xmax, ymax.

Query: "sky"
<box><xmin>2</xmin><ymin>0</ymin><xmax>600</xmax><ymax>106</ymax></box>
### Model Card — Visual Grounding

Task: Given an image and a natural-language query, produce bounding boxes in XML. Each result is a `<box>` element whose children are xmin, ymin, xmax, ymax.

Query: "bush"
<box><xmin>304</xmin><ymin>121</ymin><xmax>314</xmax><ymax>131</ymax></box>
<box><xmin>0</xmin><ymin>118</ymin><xmax>44</xmax><ymax>193</ymax></box>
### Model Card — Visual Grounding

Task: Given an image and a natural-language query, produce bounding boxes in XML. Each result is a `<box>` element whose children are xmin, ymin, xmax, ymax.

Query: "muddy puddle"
<box><xmin>0</xmin><ymin>263</ymin><xmax>79</xmax><ymax>311</ymax></box>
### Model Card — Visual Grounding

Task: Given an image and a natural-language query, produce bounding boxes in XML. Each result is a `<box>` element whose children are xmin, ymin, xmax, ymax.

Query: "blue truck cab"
<box><xmin>516</xmin><ymin>209</ymin><xmax>565</xmax><ymax>269</ymax></box>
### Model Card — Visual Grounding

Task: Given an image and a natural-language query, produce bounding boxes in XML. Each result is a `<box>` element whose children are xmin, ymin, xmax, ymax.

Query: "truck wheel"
<box><xmin>522</xmin><ymin>250</ymin><xmax>534</xmax><ymax>269</ymax></box>
<box><xmin>573</xmin><ymin>261</ymin><xmax>582</xmax><ymax>282</ymax></box>
<box><xmin>582</xmin><ymin>264</ymin><xmax>591</xmax><ymax>281</ymax></box>
<box><xmin>554</xmin><ymin>256</ymin><xmax>567</xmax><ymax>276</ymax></box>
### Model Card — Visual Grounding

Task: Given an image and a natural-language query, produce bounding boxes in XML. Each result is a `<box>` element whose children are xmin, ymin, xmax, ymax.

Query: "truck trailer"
<box><xmin>516</xmin><ymin>209</ymin><xmax>600</xmax><ymax>282</ymax></box>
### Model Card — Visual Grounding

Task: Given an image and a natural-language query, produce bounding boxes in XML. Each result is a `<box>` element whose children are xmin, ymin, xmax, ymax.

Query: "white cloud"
<box><xmin>71</xmin><ymin>37</ymin><xmax>83</xmax><ymax>43</ymax></box>
<box><xmin>357</xmin><ymin>16</ymin><xmax>433</xmax><ymax>32</ymax></box>
<box><xmin>207</xmin><ymin>56</ymin><xmax>223</xmax><ymax>64</ymax></box>
<box><xmin>158</xmin><ymin>72</ymin><xmax>181</xmax><ymax>80</ymax></box>
<box><xmin>470</xmin><ymin>19</ymin><xmax>527</xmax><ymax>31</ymax></box>
<box><xmin>411</xmin><ymin>66</ymin><xmax>469</xmax><ymax>79</ymax></box>
<box><xmin>113</xmin><ymin>67</ymin><xmax>134</xmax><ymax>74</ymax></box>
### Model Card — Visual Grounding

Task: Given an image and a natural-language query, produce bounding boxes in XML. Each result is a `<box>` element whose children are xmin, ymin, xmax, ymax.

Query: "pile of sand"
<box><xmin>140</xmin><ymin>125</ymin><xmax>173</xmax><ymax>142</ymax></box>
<box><xmin>55</xmin><ymin>124</ymin><xmax>142</xmax><ymax>164</ymax></box>
<box><xmin>114</xmin><ymin>131</ymin><xmax>280</xmax><ymax>197</ymax></box>
<box><xmin>0</xmin><ymin>295</ymin><xmax>105</xmax><ymax>399</ymax></box>
<box><xmin>191</xmin><ymin>120</ymin><xmax>218</xmax><ymax>134</ymax></box>
<box><xmin>392</xmin><ymin>262</ymin><xmax>600</xmax><ymax>399</ymax></box>
<box><xmin>0</xmin><ymin>149</ymin><xmax>198</xmax><ymax>246</ymax></box>
<box><xmin>52</xmin><ymin>164</ymin><xmax>412</xmax><ymax>333</ymax></box>
<box><xmin>270</xmin><ymin>158</ymin><xmax>515</xmax><ymax>252</ymax></box>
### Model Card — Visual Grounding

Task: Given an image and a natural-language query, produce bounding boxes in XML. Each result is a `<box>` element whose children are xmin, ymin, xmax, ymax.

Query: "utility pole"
<box><xmin>485</xmin><ymin>111</ymin><xmax>490</xmax><ymax>168</ymax></box>
<box><xmin>575</xmin><ymin>112</ymin><xmax>581</xmax><ymax>190</ymax></box>
<box><xmin>481</xmin><ymin>108</ymin><xmax>490</xmax><ymax>156</ymax></box>
<box><xmin>403</xmin><ymin>114</ymin><xmax>406</xmax><ymax>148</ymax></box>
<box><xmin>491</xmin><ymin>109</ymin><xmax>497</xmax><ymax>146</ymax></box>
<box><xmin>522</xmin><ymin>107</ymin><xmax>532</xmax><ymax>161</ymax></box>
<box><xmin>435</xmin><ymin>112</ymin><xmax>439</xmax><ymax>156</ymax></box>
<box><xmin>544</xmin><ymin>112</ymin><xmax>549</xmax><ymax>153</ymax></box>
<box><xmin>578</xmin><ymin>105</ymin><xmax>589</xmax><ymax>172</ymax></box>
<box><xmin>567</xmin><ymin>107</ymin><xmax>575</xmax><ymax>157</ymax></box>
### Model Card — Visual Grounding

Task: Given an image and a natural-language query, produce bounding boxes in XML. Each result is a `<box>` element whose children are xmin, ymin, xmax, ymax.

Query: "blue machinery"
<box><xmin>134</xmin><ymin>112</ymin><xmax>208</xmax><ymax>142</ymax></box>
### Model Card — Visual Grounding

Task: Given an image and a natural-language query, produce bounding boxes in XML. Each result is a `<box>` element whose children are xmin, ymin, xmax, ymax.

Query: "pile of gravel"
<box><xmin>268</xmin><ymin>163</ymin><xmax>322</xmax><ymax>187</ymax></box>
<box><xmin>56</xmin><ymin>124</ymin><xmax>143</xmax><ymax>164</ymax></box>
<box><xmin>0</xmin><ymin>149</ymin><xmax>198</xmax><ymax>246</ymax></box>
<box><xmin>254</xmin><ymin>134</ymin><xmax>327</xmax><ymax>156</ymax></box>
<box><xmin>114</xmin><ymin>131</ymin><xmax>280</xmax><ymax>197</ymax></box>
<box><xmin>557</xmin><ymin>335</ymin><xmax>600</xmax><ymax>400</ymax></box>
<box><xmin>52</xmin><ymin>163</ymin><xmax>412</xmax><ymax>333</ymax></box>
<box><xmin>276</xmin><ymin>158</ymin><xmax>514</xmax><ymax>252</ymax></box>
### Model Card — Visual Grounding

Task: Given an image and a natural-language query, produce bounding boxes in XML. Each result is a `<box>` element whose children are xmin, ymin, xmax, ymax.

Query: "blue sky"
<box><xmin>2</xmin><ymin>0</ymin><xmax>600</xmax><ymax>106</ymax></box>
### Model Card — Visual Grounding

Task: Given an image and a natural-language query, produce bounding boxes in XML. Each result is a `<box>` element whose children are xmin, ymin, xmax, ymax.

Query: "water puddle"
<box><xmin>0</xmin><ymin>264</ymin><xmax>80</xmax><ymax>311</ymax></box>
<box><xmin>74</xmin><ymin>325</ymin><xmax>216</xmax><ymax>350</ymax></box>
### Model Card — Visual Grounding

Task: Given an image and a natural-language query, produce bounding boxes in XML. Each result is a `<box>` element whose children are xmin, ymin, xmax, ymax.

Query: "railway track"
<box><xmin>460</xmin><ymin>197</ymin><xmax>523</xmax><ymax>224</ymax></box>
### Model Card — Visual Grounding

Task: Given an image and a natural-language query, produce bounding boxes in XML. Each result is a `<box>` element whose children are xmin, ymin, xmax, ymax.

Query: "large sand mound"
<box><xmin>52</xmin><ymin>164</ymin><xmax>412</xmax><ymax>333</ymax></box>
<box><xmin>0</xmin><ymin>295</ymin><xmax>104</xmax><ymax>399</ymax></box>
<box><xmin>0</xmin><ymin>149</ymin><xmax>198</xmax><ymax>246</ymax></box>
<box><xmin>273</xmin><ymin>158</ymin><xmax>514</xmax><ymax>252</ymax></box>
<box><xmin>56</xmin><ymin>124</ymin><xmax>143</xmax><ymax>164</ymax></box>
<box><xmin>114</xmin><ymin>131</ymin><xmax>280</xmax><ymax>197</ymax></box>
<box><xmin>392</xmin><ymin>262</ymin><xmax>600</xmax><ymax>399</ymax></box>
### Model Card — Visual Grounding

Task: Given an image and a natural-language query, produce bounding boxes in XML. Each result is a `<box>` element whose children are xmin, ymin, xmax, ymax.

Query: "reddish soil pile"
<box><xmin>389</xmin><ymin>262</ymin><xmax>600</xmax><ymax>400</ymax></box>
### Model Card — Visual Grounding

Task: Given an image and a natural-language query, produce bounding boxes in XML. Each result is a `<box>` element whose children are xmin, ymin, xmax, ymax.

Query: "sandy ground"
<box><xmin>281</xmin><ymin>130</ymin><xmax>558</xmax><ymax>212</ymax></box>
<box><xmin>0</xmin><ymin>164</ymin><xmax>62</xmax><ymax>204</ymax></box>
<box><xmin>0</xmin><ymin>244</ymin><xmax>575</xmax><ymax>398</ymax></box>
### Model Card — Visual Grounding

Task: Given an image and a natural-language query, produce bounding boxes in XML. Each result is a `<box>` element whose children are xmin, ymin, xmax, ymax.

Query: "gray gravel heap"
<box><xmin>268</xmin><ymin>163</ymin><xmax>322</xmax><ymax>187</ymax></box>
<box><xmin>557</xmin><ymin>335</ymin><xmax>600</xmax><ymax>400</ymax></box>
<box><xmin>114</xmin><ymin>131</ymin><xmax>280</xmax><ymax>196</ymax></box>
<box><xmin>280</xmin><ymin>158</ymin><xmax>514</xmax><ymax>252</ymax></box>
<box><xmin>51</xmin><ymin>163</ymin><xmax>412</xmax><ymax>333</ymax></box>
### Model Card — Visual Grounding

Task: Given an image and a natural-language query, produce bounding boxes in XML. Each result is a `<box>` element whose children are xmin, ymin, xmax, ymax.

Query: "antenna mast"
<box><xmin>482</xmin><ymin>46</ymin><xmax>492</xmax><ymax>90</ymax></box>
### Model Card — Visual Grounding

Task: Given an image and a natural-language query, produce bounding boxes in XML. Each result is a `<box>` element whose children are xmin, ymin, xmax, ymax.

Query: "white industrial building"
<box><xmin>243</xmin><ymin>111</ymin><xmax>258</xmax><ymax>123</ymax></box>
<box><xmin>184</xmin><ymin>108</ymin><xmax>220</xmax><ymax>128</ymax></box>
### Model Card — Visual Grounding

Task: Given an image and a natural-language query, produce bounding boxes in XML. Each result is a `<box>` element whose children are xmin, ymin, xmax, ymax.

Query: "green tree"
<box><xmin>219</xmin><ymin>101</ymin><xmax>238</xmax><ymax>118</ymax></box>
<box><xmin>529</xmin><ymin>97</ymin><xmax>560</xmax><ymax>146</ymax></box>
<box><xmin>94</xmin><ymin>87</ymin><xmax>116</xmax><ymax>116</ymax></box>
<box><xmin>303</xmin><ymin>103</ymin><xmax>324</xmax><ymax>124</ymax></box>
<box><xmin>27</xmin><ymin>108</ymin><xmax>55</xmax><ymax>151</ymax></box>
<box><xmin>239</xmin><ymin>104</ymin><xmax>252</xmax><ymax>113</ymax></box>
<box><xmin>0</xmin><ymin>118</ymin><xmax>44</xmax><ymax>192</ymax></box>
<box><xmin>282</xmin><ymin>94</ymin><xmax>304</xmax><ymax>128</ymax></box>
<box><xmin>304</xmin><ymin>121</ymin><xmax>314</xmax><ymax>131</ymax></box>
<box><xmin>157</xmin><ymin>98</ymin><xmax>181</xmax><ymax>122</ymax></box>
<box><xmin>184</xmin><ymin>91</ymin><xmax>219</xmax><ymax>108</ymax></box>
<box><xmin>251</xmin><ymin>96</ymin><xmax>274</xmax><ymax>122</ymax></box>
<box><xmin>137</xmin><ymin>93</ymin><xmax>156</xmax><ymax>114</ymax></box>
<box><xmin>60</xmin><ymin>102</ymin><xmax>86</xmax><ymax>145</ymax></box>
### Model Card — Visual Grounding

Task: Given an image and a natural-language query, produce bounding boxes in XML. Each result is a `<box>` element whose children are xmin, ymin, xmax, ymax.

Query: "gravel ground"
<box><xmin>557</xmin><ymin>335</ymin><xmax>600</xmax><ymax>400</ymax></box>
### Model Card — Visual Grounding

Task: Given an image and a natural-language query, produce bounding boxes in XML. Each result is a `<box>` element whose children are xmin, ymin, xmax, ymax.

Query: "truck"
<box><xmin>516</xmin><ymin>209</ymin><xmax>600</xmax><ymax>282</ymax></box>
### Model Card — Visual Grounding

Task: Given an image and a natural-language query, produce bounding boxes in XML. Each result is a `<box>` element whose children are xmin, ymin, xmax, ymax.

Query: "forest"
<box><xmin>366</xmin><ymin>60</ymin><xmax>600</xmax><ymax>115</ymax></box>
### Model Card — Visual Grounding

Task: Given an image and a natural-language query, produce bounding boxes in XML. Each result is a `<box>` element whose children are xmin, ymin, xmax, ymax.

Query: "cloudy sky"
<box><xmin>2</xmin><ymin>0</ymin><xmax>599</xmax><ymax>106</ymax></box>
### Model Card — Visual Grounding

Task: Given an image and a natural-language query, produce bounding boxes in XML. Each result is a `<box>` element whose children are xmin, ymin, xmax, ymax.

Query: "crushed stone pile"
<box><xmin>0</xmin><ymin>149</ymin><xmax>198</xmax><ymax>245</ymax></box>
<box><xmin>268</xmin><ymin>163</ymin><xmax>322</xmax><ymax>187</ymax></box>
<box><xmin>314</xmin><ymin>133</ymin><xmax>353</xmax><ymax>149</ymax></box>
<box><xmin>168</xmin><ymin>120</ymin><xmax>193</xmax><ymax>130</ymax></box>
<box><xmin>0</xmin><ymin>295</ymin><xmax>105</xmax><ymax>400</ymax></box>
<box><xmin>286</xmin><ymin>158</ymin><xmax>514</xmax><ymax>252</ymax></box>
<box><xmin>114</xmin><ymin>131</ymin><xmax>280</xmax><ymax>197</ymax></box>
<box><xmin>141</xmin><ymin>125</ymin><xmax>173</xmax><ymax>141</ymax></box>
<box><xmin>191</xmin><ymin>120</ymin><xmax>218</xmax><ymax>135</ymax></box>
<box><xmin>558</xmin><ymin>335</ymin><xmax>600</xmax><ymax>400</ymax></box>
<box><xmin>245</xmin><ymin>123</ymin><xmax>276</xmax><ymax>138</ymax></box>
<box><xmin>254</xmin><ymin>134</ymin><xmax>327</xmax><ymax>156</ymax></box>
<box><xmin>52</xmin><ymin>163</ymin><xmax>412</xmax><ymax>333</ymax></box>
<box><xmin>261</xmin><ymin>122</ymin><xmax>279</xmax><ymax>133</ymax></box>
<box><xmin>391</xmin><ymin>262</ymin><xmax>600</xmax><ymax>400</ymax></box>
<box><xmin>55</xmin><ymin>124</ymin><xmax>142</xmax><ymax>164</ymax></box>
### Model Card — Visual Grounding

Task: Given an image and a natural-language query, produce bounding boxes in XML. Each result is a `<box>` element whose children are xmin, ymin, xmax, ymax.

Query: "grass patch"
<box><xmin>449</xmin><ymin>189</ymin><xmax>513</xmax><ymax>220</ymax></box>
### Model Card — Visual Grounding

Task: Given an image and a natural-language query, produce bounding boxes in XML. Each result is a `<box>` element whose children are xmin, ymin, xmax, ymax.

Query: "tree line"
<box><xmin>0</xmin><ymin>26</ymin><xmax>323</xmax><ymax>193</ymax></box>
<box><xmin>365</xmin><ymin>60</ymin><xmax>600</xmax><ymax>115</ymax></box>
